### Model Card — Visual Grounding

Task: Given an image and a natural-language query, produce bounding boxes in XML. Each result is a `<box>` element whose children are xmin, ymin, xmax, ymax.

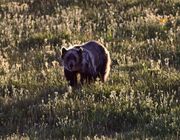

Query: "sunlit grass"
<box><xmin>0</xmin><ymin>0</ymin><xmax>180</xmax><ymax>139</ymax></box>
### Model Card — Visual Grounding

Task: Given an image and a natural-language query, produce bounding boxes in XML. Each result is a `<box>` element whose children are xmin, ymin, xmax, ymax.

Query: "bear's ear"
<box><xmin>78</xmin><ymin>47</ymin><xmax>83</xmax><ymax>54</ymax></box>
<box><xmin>78</xmin><ymin>47</ymin><xmax>83</xmax><ymax>62</ymax></box>
<box><xmin>61</xmin><ymin>47</ymin><xmax>67</xmax><ymax>58</ymax></box>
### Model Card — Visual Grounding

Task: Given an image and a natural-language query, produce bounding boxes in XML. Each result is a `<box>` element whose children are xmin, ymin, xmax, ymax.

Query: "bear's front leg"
<box><xmin>64</xmin><ymin>69</ymin><xmax>77</xmax><ymax>86</ymax></box>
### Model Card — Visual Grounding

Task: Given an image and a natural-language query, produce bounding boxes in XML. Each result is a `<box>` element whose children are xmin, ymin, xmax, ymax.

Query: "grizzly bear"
<box><xmin>61</xmin><ymin>40</ymin><xmax>111</xmax><ymax>86</ymax></box>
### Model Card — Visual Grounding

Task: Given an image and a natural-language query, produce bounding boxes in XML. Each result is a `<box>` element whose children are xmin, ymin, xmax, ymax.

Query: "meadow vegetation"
<box><xmin>0</xmin><ymin>0</ymin><xmax>180</xmax><ymax>139</ymax></box>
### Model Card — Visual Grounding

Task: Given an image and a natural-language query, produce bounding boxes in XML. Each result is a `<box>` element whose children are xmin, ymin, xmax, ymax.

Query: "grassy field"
<box><xmin>0</xmin><ymin>0</ymin><xmax>180</xmax><ymax>139</ymax></box>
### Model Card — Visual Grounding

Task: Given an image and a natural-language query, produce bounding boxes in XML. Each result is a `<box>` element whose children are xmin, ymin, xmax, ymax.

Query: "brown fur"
<box><xmin>61</xmin><ymin>41</ymin><xmax>111</xmax><ymax>86</ymax></box>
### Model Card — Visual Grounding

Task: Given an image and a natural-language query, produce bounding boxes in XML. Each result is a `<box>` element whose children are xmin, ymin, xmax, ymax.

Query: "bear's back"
<box><xmin>81</xmin><ymin>41</ymin><xmax>107</xmax><ymax>66</ymax></box>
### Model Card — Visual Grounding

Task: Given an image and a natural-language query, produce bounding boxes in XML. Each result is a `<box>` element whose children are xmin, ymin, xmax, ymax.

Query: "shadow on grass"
<box><xmin>0</xmin><ymin>83</ymin><xmax>143</xmax><ymax>139</ymax></box>
<box><xmin>0</xmin><ymin>84</ymin><xmax>65</xmax><ymax>137</ymax></box>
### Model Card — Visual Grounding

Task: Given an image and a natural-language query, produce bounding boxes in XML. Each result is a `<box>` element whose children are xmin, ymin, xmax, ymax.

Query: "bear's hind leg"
<box><xmin>99</xmin><ymin>56</ymin><xmax>110</xmax><ymax>82</ymax></box>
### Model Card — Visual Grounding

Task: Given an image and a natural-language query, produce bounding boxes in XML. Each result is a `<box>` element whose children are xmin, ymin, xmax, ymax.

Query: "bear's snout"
<box><xmin>69</xmin><ymin>63</ymin><xmax>73</xmax><ymax>69</ymax></box>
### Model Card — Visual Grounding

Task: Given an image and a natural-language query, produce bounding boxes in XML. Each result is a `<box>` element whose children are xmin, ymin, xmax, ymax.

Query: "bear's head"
<box><xmin>61</xmin><ymin>46</ymin><xmax>83</xmax><ymax>71</ymax></box>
